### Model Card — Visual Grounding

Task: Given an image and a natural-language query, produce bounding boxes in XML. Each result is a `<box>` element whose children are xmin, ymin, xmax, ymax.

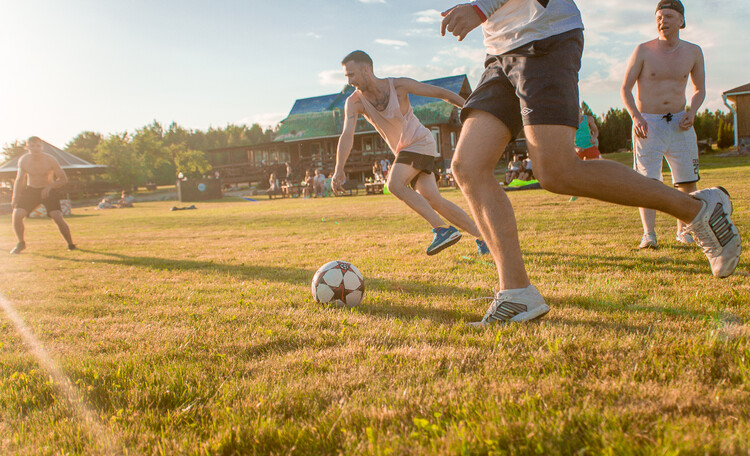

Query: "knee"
<box><xmin>451</xmin><ymin>157</ymin><xmax>486</xmax><ymax>186</ymax></box>
<box><xmin>387</xmin><ymin>180</ymin><xmax>408</xmax><ymax>198</ymax></box>
<box><xmin>533</xmin><ymin>164</ymin><xmax>575</xmax><ymax>194</ymax></box>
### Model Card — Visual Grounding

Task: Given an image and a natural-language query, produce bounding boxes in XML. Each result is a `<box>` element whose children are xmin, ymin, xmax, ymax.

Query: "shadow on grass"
<box><xmin>525</xmin><ymin>249</ymin><xmax>707</xmax><ymax>275</ymax></box>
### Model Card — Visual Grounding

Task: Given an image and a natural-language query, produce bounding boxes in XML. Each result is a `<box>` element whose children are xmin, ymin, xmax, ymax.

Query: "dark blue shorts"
<box><xmin>461</xmin><ymin>28</ymin><xmax>584</xmax><ymax>138</ymax></box>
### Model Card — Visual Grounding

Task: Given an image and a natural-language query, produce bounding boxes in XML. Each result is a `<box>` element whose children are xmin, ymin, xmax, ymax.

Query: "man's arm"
<box><xmin>620</xmin><ymin>46</ymin><xmax>648</xmax><ymax>138</ymax></box>
<box><xmin>395</xmin><ymin>78</ymin><xmax>464</xmax><ymax>108</ymax></box>
<box><xmin>42</xmin><ymin>157</ymin><xmax>68</xmax><ymax>198</ymax></box>
<box><xmin>11</xmin><ymin>158</ymin><xmax>27</xmax><ymax>208</ymax></box>
<box><xmin>680</xmin><ymin>46</ymin><xmax>706</xmax><ymax>131</ymax></box>
<box><xmin>332</xmin><ymin>96</ymin><xmax>361</xmax><ymax>194</ymax></box>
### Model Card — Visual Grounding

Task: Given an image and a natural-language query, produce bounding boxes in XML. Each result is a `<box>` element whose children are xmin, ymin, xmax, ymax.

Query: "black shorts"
<box><xmin>14</xmin><ymin>186</ymin><xmax>63</xmax><ymax>215</ymax></box>
<box><xmin>395</xmin><ymin>151</ymin><xmax>437</xmax><ymax>187</ymax></box>
<box><xmin>461</xmin><ymin>28</ymin><xmax>584</xmax><ymax>138</ymax></box>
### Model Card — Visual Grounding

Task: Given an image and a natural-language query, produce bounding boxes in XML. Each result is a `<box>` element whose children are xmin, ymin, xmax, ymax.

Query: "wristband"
<box><xmin>472</xmin><ymin>4</ymin><xmax>487</xmax><ymax>22</ymax></box>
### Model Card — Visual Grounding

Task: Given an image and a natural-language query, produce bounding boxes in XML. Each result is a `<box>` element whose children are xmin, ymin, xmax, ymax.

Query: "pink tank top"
<box><xmin>357</xmin><ymin>78</ymin><xmax>438</xmax><ymax>157</ymax></box>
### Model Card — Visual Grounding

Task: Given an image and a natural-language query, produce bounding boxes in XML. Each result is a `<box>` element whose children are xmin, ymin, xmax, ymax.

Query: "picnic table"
<box><xmin>365</xmin><ymin>182</ymin><xmax>385</xmax><ymax>194</ymax></box>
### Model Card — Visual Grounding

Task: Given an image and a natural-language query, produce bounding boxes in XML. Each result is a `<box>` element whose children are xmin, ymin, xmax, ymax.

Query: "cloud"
<box><xmin>375</xmin><ymin>38</ymin><xmax>408</xmax><ymax>49</ymax></box>
<box><xmin>434</xmin><ymin>46</ymin><xmax>485</xmax><ymax>65</ymax></box>
<box><xmin>414</xmin><ymin>9</ymin><xmax>442</xmax><ymax>24</ymax></box>
<box><xmin>318</xmin><ymin>69</ymin><xmax>347</xmax><ymax>87</ymax></box>
<box><xmin>306</xmin><ymin>32</ymin><xmax>321</xmax><ymax>39</ymax></box>
<box><xmin>358</xmin><ymin>0</ymin><xmax>385</xmax><ymax>3</ymax></box>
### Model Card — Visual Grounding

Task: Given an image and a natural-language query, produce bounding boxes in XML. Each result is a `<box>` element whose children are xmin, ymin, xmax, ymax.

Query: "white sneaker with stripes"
<box><xmin>468</xmin><ymin>285</ymin><xmax>550</xmax><ymax>327</ymax></box>
<box><xmin>685</xmin><ymin>187</ymin><xmax>741</xmax><ymax>278</ymax></box>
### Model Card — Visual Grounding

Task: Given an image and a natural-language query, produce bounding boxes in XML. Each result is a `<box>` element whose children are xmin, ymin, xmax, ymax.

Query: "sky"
<box><xmin>1</xmin><ymin>0</ymin><xmax>749</xmax><ymax>150</ymax></box>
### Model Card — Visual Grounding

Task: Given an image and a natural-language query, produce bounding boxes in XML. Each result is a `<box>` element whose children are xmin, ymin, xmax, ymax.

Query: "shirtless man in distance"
<box><xmin>621</xmin><ymin>0</ymin><xmax>706</xmax><ymax>249</ymax></box>
<box><xmin>332</xmin><ymin>51</ymin><xmax>489</xmax><ymax>256</ymax></box>
<box><xmin>10</xmin><ymin>136</ymin><xmax>76</xmax><ymax>254</ymax></box>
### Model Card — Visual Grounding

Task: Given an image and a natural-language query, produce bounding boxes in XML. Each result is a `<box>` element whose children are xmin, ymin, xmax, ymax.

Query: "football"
<box><xmin>311</xmin><ymin>260</ymin><xmax>365</xmax><ymax>306</ymax></box>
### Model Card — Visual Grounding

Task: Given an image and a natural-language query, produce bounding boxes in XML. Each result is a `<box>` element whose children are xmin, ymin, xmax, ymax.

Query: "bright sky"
<box><xmin>2</xmin><ymin>0</ymin><xmax>749</xmax><ymax>150</ymax></box>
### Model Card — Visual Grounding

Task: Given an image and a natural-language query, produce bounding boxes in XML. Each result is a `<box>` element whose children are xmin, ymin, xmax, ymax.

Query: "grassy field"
<box><xmin>1</xmin><ymin>152</ymin><xmax>749</xmax><ymax>455</ymax></box>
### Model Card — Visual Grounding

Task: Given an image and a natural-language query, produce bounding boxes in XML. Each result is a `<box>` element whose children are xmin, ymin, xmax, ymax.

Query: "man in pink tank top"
<box><xmin>332</xmin><ymin>51</ymin><xmax>489</xmax><ymax>256</ymax></box>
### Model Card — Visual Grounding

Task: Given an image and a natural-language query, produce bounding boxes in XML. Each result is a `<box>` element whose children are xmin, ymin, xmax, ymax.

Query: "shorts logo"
<box><xmin>521</xmin><ymin>107</ymin><xmax>534</xmax><ymax>117</ymax></box>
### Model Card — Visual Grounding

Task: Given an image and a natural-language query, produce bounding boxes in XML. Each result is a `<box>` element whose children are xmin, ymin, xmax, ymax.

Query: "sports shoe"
<box><xmin>426</xmin><ymin>226</ymin><xmax>461</xmax><ymax>255</ymax></box>
<box><xmin>684</xmin><ymin>187</ymin><xmax>741</xmax><ymax>278</ymax></box>
<box><xmin>10</xmin><ymin>242</ymin><xmax>25</xmax><ymax>254</ymax></box>
<box><xmin>638</xmin><ymin>233</ymin><xmax>658</xmax><ymax>249</ymax></box>
<box><xmin>475</xmin><ymin>239</ymin><xmax>490</xmax><ymax>255</ymax></box>
<box><xmin>468</xmin><ymin>285</ymin><xmax>550</xmax><ymax>327</ymax></box>
<box><xmin>67</xmin><ymin>244</ymin><xmax>77</xmax><ymax>251</ymax></box>
<box><xmin>675</xmin><ymin>231</ymin><xmax>694</xmax><ymax>244</ymax></box>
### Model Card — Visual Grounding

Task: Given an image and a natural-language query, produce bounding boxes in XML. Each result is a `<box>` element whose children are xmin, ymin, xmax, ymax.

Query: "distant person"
<box><xmin>518</xmin><ymin>156</ymin><xmax>534</xmax><ymax>181</ymax></box>
<box><xmin>504</xmin><ymin>154</ymin><xmax>523</xmax><ymax>185</ymax></box>
<box><xmin>303</xmin><ymin>169</ymin><xmax>314</xmax><ymax>198</ymax></box>
<box><xmin>372</xmin><ymin>161</ymin><xmax>384</xmax><ymax>182</ymax></box>
<box><xmin>575</xmin><ymin>106</ymin><xmax>601</xmax><ymax>160</ymax></box>
<box><xmin>439</xmin><ymin>0</ymin><xmax>740</xmax><ymax>326</ymax></box>
<box><xmin>380</xmin><ymin>157</ymin><xmax>391</xmax><ymax>180</ymax></box>
<box><xmin>10</xmin><ymin>136</ymin><xmax>76</xmax><ymax>253</ymax></box>
<box><xmin>332</xmin><ymin>50</ymin><xmax>488</xmax><ymax>256</ymax></box>
<box><xmin>117</xmin><ymin>191</ymin><xmax>135</xmax><ymax>208</ymax></box>
<box><xmin>621</xmin><ymin>0</ymin><xmax>709</xmax><ymax>248</ymax></box>
<box><xmin>285</xmin><ymin>162</ymin><xmax>295</xmax><ymax>185</ymax></box>
<box><xmin>268</xmin><ymin>172</ymin><xmax>281</xmax><ymax>199</ymax></box>
<box><xmin>313</xmin><ymin>169</ymin><xmax>326</xmax><ymax>197</ymax></box>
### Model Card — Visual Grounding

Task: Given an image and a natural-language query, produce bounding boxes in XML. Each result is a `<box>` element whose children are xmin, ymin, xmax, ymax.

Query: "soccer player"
<box><xmin>332</xmin><ymin>50</ymin><xmax>489</xmax><ymax>256</ymax></box>
<box><xmin>10</xmin><ymin>136</ymin><xmax>76</xmax><ymax>254</ymax></box>
<box><xmin>440</xmin><ymin>0</ymin><xmax>740</xmax><ymax>325</ymax></box>
<box><xmin>621</xmin><ymin>0</ymin><xmax>705</xmax><ymax>249</ymax></box>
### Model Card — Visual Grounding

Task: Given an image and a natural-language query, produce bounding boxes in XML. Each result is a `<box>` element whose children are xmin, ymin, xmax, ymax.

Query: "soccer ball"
<box><xmin>311</xmin><ymin>260</ymin><xmax>365</xmax><ymax>307</ymax></box>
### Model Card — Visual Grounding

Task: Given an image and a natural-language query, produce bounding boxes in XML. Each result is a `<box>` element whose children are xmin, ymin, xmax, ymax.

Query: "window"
<box><xmin>431</xmin><ymin>127</ymin><xmax>441</xmax><ymax>155</ymax></box>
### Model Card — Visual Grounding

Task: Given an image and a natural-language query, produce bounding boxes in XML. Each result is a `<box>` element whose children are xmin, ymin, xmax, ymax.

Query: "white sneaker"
<box><xmin>638</xmin><ymin>233</ymin><xmax>658</xmax><ymax>249</ymax></box>
<box><xmin>468</xmin><ymin>285</ymin><xmax>550</xmax><ymax>327</ymax></box>
<box><xmin>675</xmin><ymin>231</ymin><xmax>695</xmax><ymax>244</ymax></box>
<box><xmin>684</xmin><ymin>187</ymin><xmax>741</xmax><ymax>278</ymax></box>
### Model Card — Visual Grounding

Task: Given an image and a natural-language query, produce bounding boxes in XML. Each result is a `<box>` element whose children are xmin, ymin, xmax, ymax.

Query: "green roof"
<box><xmin>275</xmin><ymin>101</ymin><xmax>455</xmax><ymax>143</ymax></box>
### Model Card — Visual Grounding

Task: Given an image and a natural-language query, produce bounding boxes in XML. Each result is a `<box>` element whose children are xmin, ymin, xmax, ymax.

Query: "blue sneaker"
<box><xmin>426</xmin><ymin>226</ymin><xmax>461</xmax><ymax>255</ymax></box>
<box><xmin>475</xmin><ymin>239</ymin><xmax>490</xmax><ymax>255</ymax></box>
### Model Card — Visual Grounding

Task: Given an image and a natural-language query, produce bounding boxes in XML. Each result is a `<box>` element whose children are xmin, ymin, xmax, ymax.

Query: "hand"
<box><xmin>331</xmin><ymin>170</ymin><xmax>346</xmax><ymax>195</ymax></box>
<box><xmin>632</xmin><ymin>114</ymin><xmax>648</xmax><ymax>139</ymax></box>
<box><xmin>441</xmin><ymin>4</ymin><xmax>483</xmax><ymax>41</ymax></box>
<box><xmin>41</xmin><ymin>186</ymin><xmax>52</xmax><ymax>199</ymax></box>
<box><xmin>679</xmin><ymin>112</ymin><xmax>695</xmax><ymax>130</ymax></box>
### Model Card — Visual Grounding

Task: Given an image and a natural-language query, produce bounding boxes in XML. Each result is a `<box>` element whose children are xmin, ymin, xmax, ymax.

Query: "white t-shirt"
<box><xmin>472</xmin><ymin>0</ymin><xmax>583</xmax><ymax>56</ymax></box>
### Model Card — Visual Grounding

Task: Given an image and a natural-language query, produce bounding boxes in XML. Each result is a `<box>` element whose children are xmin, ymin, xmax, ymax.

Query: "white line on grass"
<box><xmin>0</xmin><ymin>292</ymin><xmax>125</xmax><ymax>455</ymax></box>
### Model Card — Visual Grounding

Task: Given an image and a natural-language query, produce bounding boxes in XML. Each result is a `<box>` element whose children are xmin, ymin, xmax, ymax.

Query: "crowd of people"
<box><xmin>268</xmin><ymin>162</ymin><xmax>329</xmax><ymax>199</ymax></box>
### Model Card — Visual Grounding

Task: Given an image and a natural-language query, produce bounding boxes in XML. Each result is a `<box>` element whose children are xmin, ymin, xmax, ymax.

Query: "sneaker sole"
<box><xmin>426</xmin><ymin>232</ymin><xmax>462</xmax><ymax>256</ymax></box>
<box><xmin>467</xmin><ymin>304</ymin><xmax>550</xmax><ymax>327</ymax></box>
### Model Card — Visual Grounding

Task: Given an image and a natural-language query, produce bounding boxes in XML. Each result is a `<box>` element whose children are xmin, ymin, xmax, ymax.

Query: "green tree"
<box><xmin>2</xmin><ymin>140</ymin><xmax>27</xmax><ymax>161</ymax></box>
<box><xmin>65</xmin><ymin>132</ymin><xmax>102</xmax><ymax>163</ymax></box>
<box><xmin>95</xmin><ymin>133</ymin><xmax>144</xmax><ymax>191</ymax></box>
<box><xmin>132</xmin><ymin>121</ymin><xmax>173</xmax><ymax>185</ymax></box>
<box><xmin>717</xmin><ymin>118</ymin><xmax>735</xmax><ymax>149</ymax></box>
<box><xmin>169</xmin><ymin>144</ymin><xmax>211</xmax><ymax>179</ymax></box>
<box><xmin>598</xmin><ymin>108</ymin><xmax>632</xmax><ymax>153</ymax></box>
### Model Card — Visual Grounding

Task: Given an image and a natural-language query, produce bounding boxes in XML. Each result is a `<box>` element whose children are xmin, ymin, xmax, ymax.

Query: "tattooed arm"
<box><xmin>332</xmin><ymin>95</ymin><xmax>362</xmax><ymax>194</ymax></box>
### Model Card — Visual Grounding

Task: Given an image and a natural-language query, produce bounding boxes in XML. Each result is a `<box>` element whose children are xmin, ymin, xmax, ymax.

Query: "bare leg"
<box><xmin>525</xmin><ymin>125</ymin><xmax>703</xmax><ymax>223</ymax></box>
<box><xmin>387</xmin><ymin>162</ymin><xmax>445</xmax><ymax>229</ymax></box>
<box><xmin>49</xmin><ymin>211</ymin><xmax>74</xmax><ymax>246</ymax></box>
<box><xmin>413</xmin><ymin>173</ymin><xmax>482</xmax><ymax>238</ymax></box>
<box><xmin>639</xmin><ymin>207</ymin><xmax>657</xmax><ymax>235</ymax></box>
<box><xmin>12</xmin><ymin>208</ymin><xmax>27</xmax><ymax>243</ymax></box>
<box><xmin>452</xmin><ymin>111</ymin><xmax>530</xmax><ymax>290</ymax></box>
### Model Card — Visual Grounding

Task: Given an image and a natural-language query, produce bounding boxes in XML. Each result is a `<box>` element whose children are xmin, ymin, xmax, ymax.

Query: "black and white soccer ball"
<box><xmin>311</xmin><ymin>260</ymin><xmax>365</xmax><ymax>307</ymax></box>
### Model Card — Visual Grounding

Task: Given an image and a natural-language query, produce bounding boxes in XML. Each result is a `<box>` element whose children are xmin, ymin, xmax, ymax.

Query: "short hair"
<box><xmin>27</xmin><ymin>136</ymin><xmax>42</xmax><ymax>143</ymax></box>
<box><xmin>341</xmin><ymin>50</ymin><xmax>373</xmax><ymax>67</ymax></box>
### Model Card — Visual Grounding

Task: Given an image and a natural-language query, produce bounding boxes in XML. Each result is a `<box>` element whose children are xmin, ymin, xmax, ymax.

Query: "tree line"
<box><xmin>2</xmin><ymin>122</ymin><xmax>275</xmax><ymax>191</ymax></box>
<box><xmin>1</xmin><ymin>108</ymin><xmax>734</xmax><ymax>191</ymax></box>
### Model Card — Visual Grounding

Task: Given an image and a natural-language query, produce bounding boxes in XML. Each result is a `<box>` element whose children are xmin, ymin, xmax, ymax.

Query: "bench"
<box><xmin>282</xmin><ymin>184</ymin><xmax>302</xmax><ymax>198</ymax></box>
<box><xmin>365</xmin><ymin>182</ymin><xmax>385</xmax><ymax>194</ymax></box>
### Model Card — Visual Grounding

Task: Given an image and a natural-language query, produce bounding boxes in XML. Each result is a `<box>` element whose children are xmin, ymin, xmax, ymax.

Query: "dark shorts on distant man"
<box><xmin>461</xmin><ymin>28</ymin><xmax>584</xmax><ymax>138</ymax></box>
<box><xmin>395</xmin><ymin>150</ymin><xmax>437</xmax><ymax>188</ymax></box>
<box><xmin>14</xmin><ymin>186</ymin><xmax>63</xmax><ymax>215</ymax></box>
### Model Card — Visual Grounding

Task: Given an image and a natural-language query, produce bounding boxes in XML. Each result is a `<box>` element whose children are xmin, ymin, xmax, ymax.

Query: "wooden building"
<box><xmin>723</xmin><ymin>82</ymin><xmax>750</xmax><ymax>148</ymax></box>
<box><xmin>208</xmin><ymin>75</ymin><xmax>471</xmax><ymax>186</ymax></box>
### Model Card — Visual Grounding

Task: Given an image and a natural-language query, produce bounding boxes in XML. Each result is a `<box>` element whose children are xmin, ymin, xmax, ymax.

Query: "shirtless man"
<box><xmin>332</xmin><ymin>51</ymin><xmax>489</xmax><ymax>256</ymax></box>
<box><xmin>621</xmin><ymin>0</ymin><xmax>705</xmax><ymax>249</ymax></box>
<box><xmin>439</xmin><ymin>0</ymin><xmax>740</xmax><ymax>325</ymax></box>
<box><xmin>10</xmin><ymin>136</ymin><xmax>76</xmax><ymax>254</ymax></box>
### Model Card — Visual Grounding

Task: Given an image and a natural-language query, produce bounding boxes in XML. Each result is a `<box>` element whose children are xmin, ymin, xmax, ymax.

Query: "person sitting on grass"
<box><xmin>313</xmin><ymin>169</ymin><xmax>326</xmax><ymax>197</ymax></box>
<box><xmin>116</xmin><ymin>191</ymin><xmax>135</xmax><ymax>208</ymax></box>
<box><xmin>504</xmin><ymin>154</ymin><xmax>524</xmax><ymax>185</ymax></box>
<box><xmin>518</xmin><ymin>156</ymin><xmax>534</xmax><ymax>181</ymax></box>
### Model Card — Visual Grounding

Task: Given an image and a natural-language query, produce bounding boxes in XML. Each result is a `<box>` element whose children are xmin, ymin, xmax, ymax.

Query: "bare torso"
<box><xmin>353</xmin><ymin>78</ymin><xmax>412</xmax><ymax>116</ymax></box>
<box><xmin>18</xmin><ymin>153</ymin><xmax>60</xmax><ymax>188</ymax></box>
<box><xmin>634</xmin><ymin>39</ymin><xmax>701</xmax><ymax>115</ymax></box>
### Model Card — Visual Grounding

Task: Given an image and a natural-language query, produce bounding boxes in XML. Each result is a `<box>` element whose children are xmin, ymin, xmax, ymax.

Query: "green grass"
<box><xmin>1</xmin><ymin>153</ymin><xmax>749</xmax><ymax>455</ymax></box>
